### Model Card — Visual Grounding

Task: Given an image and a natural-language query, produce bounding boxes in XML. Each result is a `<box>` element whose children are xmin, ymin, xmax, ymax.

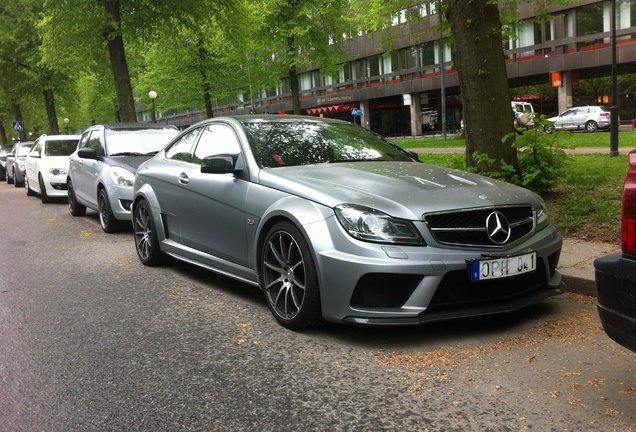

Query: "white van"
<box><xmin>512</xmin><ymin>101</ymin><xmax>535</xmax><ymax>129</ymax></box>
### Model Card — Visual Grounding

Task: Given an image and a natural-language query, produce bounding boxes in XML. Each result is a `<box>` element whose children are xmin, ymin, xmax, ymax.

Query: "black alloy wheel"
<box><xmin>260</xmin><ymin>221</ymin><xmax>322</xmax><ymax>330</ymax></box>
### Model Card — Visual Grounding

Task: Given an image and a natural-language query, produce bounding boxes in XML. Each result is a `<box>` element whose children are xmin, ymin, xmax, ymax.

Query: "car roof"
<box><xmin>87</xmin><ymin>122</ymin><xmax>179</xmax><ymax>131</ymax></box>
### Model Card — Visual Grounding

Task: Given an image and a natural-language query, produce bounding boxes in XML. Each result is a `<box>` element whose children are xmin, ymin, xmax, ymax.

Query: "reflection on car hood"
<box><xmin>102</xmin><ymin>155</ymin><xmax>155</xmax><ymax>173</ymax></box>
<box><xmin>258</xmin><ymin>161</ymin><xmax>539</xmax><ymax>220</ymax></box>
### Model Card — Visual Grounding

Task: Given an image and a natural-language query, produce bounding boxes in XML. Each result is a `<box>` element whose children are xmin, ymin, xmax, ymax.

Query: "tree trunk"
<box><xmin>43</xmin><ymin>89</ymin><xmax>60</xmax><ymax>134</ymax></box>
<box><xmin>102</xmin><ymin>0</ymin><xmax>137</xmax><ymax>123</ymax></box>
<box><xmin>289</xmin><ymin>64</ymin><xmax>301</xmax><ymax>115</ymax></box>
<box><xmin>0</xmin><ymin>118</ymin><xmax>7</xmax><ymax>146</ymax></box>
<box><xmin>12</xmin><ymin>102</ymin><xmax>27</xmax><ymax>142</ymax></box>
<box><xmin>446</xmin><ymin>0</ymin><xmax>517</xmax><ymax>172</ymax></box>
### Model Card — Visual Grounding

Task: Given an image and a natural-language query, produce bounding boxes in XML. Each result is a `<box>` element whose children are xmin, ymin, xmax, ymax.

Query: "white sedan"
<box><xmin>25</xmin><ymin>134</ymin><xmax>80</xmax><ymax>203</ymax></box>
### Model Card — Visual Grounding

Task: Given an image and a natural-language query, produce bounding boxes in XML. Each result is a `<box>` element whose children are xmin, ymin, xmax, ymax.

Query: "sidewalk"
<box><xmin>558</xmin><ymin>238</ymin><xmax>619</xmax><ymax>296</ymax></box>
<box><xmin>411</xmin><ymin>147</ymin><xmax>632</xmax><ymax>155</ymax></box>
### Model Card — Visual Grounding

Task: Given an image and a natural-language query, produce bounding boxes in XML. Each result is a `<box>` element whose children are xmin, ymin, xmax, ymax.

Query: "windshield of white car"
<box><xmin>242</xmin><ymin>120</ymin><xmax>415</xmax><ymax>168</ymax></box>
<box><xmin>105</xmin><ymin>128</ymin><xmax>178</xmax><ymax>156</ymax></box>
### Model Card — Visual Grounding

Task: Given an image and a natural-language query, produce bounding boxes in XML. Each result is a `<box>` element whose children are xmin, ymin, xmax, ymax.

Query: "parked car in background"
<box><xmin>67</xmin><ymin>123</ymin><xmax>179</xmax><ymax>233</ymax></box>
<box><xmin>512</xmin><ymin>101</ymin><xmax>535</xmax><ymax>129</ymax></box>
<box><xmin>132</xmin><ymin>115</ymin><xmax>564</xmax><ymax>330</ymax></box>
<box><xmin>0</xmin><ymin>145</ymin><xmax>10</xmax><ymax>181</ymax></box>
<box><xmin>5</xmin><ymin>141</ymin><xmax>34</xmax><ymax>187</ymax></box>
<box><xmin>594</xmin><ymin>149</ymin><xmax>636</xmax><ymax>354</ymax></box>
<box><xmin>546</xmin><ymin>106</ymin><xmax>611</xmax><ymax>132</ymax></box>
<box><xmin>25</xmin><ymin>134</ymin><xmax>80</xmax><ymax>202</ymax></box>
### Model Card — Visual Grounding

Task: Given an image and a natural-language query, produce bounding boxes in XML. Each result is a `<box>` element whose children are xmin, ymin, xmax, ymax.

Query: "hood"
<box><xmin>101</xmin><ymin>155</ymin><xmax>154</xmax><ymax>174</ymax></box>
<box><xmin>257</xmin><ymin>161</ymin><xmax>540</xmax><ymax>220</ymax></box>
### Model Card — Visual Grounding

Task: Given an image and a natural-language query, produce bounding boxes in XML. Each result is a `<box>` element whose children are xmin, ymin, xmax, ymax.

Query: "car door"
<box><xmin>570</xmin><ymin>107</ymin><xmax>589</xmax><ymax>129</ymax></box>
<box><xmin>173</xmin><ymin>123</ymin><xmax>250</xmax><ymax>267</ymax></box>
<box><xmin>26</xmin><ymin>140</ymin><xmax>43</xmax><ymax>190</ymax></box>
<box><xmin>556</xmin><ymin>108</ymin><xmax>577</xmax><ymax>130</ymax></box>
<box><xmin>73</xmin><ymin>130</ymin><xmax>103</xmax><ymax>207</ymax></box>
<box><xmin>149</xmin><ymin>127</ymin><xmax>203</xmax><ymax>244</ymax></box>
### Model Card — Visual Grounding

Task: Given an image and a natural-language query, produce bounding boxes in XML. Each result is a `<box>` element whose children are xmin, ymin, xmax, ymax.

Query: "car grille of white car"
<box><xmin>424</xmin><ymin>206</ymin><xmax>534</xmax><ymax>247</ymax></box>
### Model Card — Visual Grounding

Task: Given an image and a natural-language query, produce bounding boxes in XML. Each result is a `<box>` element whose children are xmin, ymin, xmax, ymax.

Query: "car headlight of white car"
<box><xmin>334</xmin><ymin>204</ymin><xmax>425</xmax><ymax>245</ymax></box>
<box><xmin>49</xmin><ymin>168</ymin><xmax>67</xmax><ymax>176</ymax></box>
<box><xmin>110</xmin><ymin>167</ymin><xmax>135</xmax><ymax>187</ymax></box>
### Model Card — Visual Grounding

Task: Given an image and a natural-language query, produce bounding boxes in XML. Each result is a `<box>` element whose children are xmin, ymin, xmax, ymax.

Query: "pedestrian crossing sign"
<box><xmin>12</xmin><ymin>121</ymin><xmax>24</xmax><ymax>131</ymax></box>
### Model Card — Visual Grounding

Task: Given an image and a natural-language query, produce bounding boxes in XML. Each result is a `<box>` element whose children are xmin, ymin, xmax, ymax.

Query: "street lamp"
<box><xmin>64</xmin><ymin>118</ymin><xmax>70</xmax><ymax>134</ymax></box>
<box><xmin>148</xmin><ymin>90</ymin><xmax>157</xmax><ymax>123</ymax></box>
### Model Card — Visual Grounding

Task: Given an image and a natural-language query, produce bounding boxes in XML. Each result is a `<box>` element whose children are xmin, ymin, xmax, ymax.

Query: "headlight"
<box><xmin>110</xmin><ymin>168</ymin><xmax>135</xmax><ymax>187</ymax></box>
<box><xmin>49</xmin><ymin>168</ymin><xmax>67</xmax><ymax>176</ymax></box>
<box><xmin>536</xmin><ymin>198</ymin><xmax>550</xmax><ymax>230</ymax></box>
<box><xmin>334</xmin><ymin>204</ymin><xmax>425</xmax><ymax>245</ymax></box>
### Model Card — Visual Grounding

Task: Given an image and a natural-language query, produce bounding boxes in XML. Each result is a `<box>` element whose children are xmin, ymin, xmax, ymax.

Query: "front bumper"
<box><xmin>311</xmin><ymin>218</ymin><xmax>564</xmax><ymax>326</ymax></box>
<box><xmin>594</xmin><ymin>252</ymin><xmax>636</xmax><ymax>353</ymax></box>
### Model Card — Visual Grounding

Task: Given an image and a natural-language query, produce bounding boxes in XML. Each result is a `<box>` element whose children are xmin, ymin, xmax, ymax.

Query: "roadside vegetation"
<box><xmin>394</xmin><ymin>131</ymin><xmax>636</xmax><ymax>244</ymax></box>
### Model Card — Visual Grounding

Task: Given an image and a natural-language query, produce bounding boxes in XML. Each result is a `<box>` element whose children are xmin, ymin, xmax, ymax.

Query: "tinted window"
<box><xmin>242</xmin><ymin>120</ymin><xmax>414</xmax><ymax>168</ymax></box>
<box><xmin>46</xmin><ymin>139</ymin><xmax>78</xmax><ymax>156</ymax></box>
<box><xmin>165</xmin><ymin>128</ymin><xmax>200</xmax><ymax>163</ymax></box>
<box><xmin>192</xmin><ymin>125</ymin><xmax>241</xmax><ymax>165</ymax></box>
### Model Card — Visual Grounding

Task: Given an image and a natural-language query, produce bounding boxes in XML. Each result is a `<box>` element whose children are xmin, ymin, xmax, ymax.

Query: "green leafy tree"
<box><xmin>256</xmin><ymin>0</ymin><xmax>352</xmax><ymax>114</ymax></box>
<box><xmin>41</xmin><ymin>0</ymin><xmax>238</xmax><ymax>123</ymax></box>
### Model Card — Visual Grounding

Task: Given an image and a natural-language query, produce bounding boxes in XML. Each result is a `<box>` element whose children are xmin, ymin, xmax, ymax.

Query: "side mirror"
<box><xmin>201</xmin><ymin>154</ymin><xmax>243</xmax><ymax>175</ymax></box>
<box><xmin>77</xmin><ymin>148</ymin><xmax>97</xmax><ymax>160</ymax></box>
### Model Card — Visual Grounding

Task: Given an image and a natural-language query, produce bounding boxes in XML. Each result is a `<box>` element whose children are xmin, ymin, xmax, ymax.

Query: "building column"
<box><xmin>360</xmin><ymin>99</ymin><xmax>370</xmax><ymax>130</ymax></box>
<box><xmin>410</xmin><ymin>93</ymin><xmax>422</xmax><ymax>136</ymax></box>
<box><xmin>557</xmin><ymin>70</ymin><xmax>574</xmax><ymax>114</ymax></box>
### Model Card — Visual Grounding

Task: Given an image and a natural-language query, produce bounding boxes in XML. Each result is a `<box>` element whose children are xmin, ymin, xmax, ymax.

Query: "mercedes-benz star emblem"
<box><xmin>486</xmin><ymin>211</ymin><xmax>511</xmax><ymax>245</ymax></box>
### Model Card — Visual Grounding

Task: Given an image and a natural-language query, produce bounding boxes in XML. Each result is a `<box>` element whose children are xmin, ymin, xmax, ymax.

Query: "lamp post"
<box><xmin>64</xmin><ymin>118</ymin><xmax>70</xmax><ymax>134</ymax></box>
<box><xmin>148</xmin><ymin>90</ymin><xmax>157</xmax><ymax>123</ymax></box>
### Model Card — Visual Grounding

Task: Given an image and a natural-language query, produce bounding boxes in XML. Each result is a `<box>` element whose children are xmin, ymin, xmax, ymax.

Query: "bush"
<box><xmin>469</xmin><ymin>115</ymin><xmax>574</xmax><ymax>194</ymax></box>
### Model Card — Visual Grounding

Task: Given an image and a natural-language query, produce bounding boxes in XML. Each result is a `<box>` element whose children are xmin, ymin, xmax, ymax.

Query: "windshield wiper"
<box><xmin>109</xmin><ymin>152</ymin><xmax>145</xmax><ymax>156</ymax></box>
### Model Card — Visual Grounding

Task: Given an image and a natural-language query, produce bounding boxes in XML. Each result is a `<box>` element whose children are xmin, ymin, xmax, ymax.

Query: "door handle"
<box><xmin>178</xmin><ymin>173</ymin><xmax>189</xmax><ymax>184</ymax></box>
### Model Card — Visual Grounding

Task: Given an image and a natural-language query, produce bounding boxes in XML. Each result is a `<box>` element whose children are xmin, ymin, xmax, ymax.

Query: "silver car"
<box><xmin>67</xmin><ymin>123</ymin><xmax>179</xmax><ymax>232</ymax></box>
<box><xmin>132</xmin><ymin>115</ymin><xmax>564</xmax><ymax>329</ymax></box>
<box><xmin>547</xmin><ymin>106</ymin><xmax>611</xmax><ymax>132</ymax></box>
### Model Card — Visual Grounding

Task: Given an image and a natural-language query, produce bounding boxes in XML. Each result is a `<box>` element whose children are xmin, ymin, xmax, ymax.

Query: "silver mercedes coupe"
<box><xmin>132</xmin><ymin>115</ymin><xmax>564</xmax><ymax>330</ymax></box>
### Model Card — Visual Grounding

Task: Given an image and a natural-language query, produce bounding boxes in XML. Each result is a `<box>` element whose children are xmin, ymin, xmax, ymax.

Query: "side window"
<box><xmin>165</xmin><ymin>128</ymin><xmax>201</xmax><ymax>163</ymax></box>
<box><xmin>31</xmin><ymin>141</ymin><xmax>43</xmax><ymax>156</ymax></box>
<box><xmin>88</xmin><ymin>131</ymin><xmax>103</xmax><ymax>155</ymax></box>
<box><xmin>192</xmin><ymin>124</ymin><xmax>241</xmax><ymax>166</ymax></box>
<box><xmin>78</xmin><ymin>132</ymin><xmax>91</xmax><ymax>150</ymax></box>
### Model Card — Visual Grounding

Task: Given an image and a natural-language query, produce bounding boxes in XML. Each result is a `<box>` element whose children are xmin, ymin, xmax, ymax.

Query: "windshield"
<box><xmin>105</xmin><ymin>128</ymin><xmax>178</xmax><ymax>156</ymax></box>
<box><xmin>242</xmin><ymin>120</ymin><xmax>415</xmax><ymax>168</ymax></box>
<box><xmin>46</xmin><ymin>139</ymin><xmax>78</xmax><ymax>156</ymax></box>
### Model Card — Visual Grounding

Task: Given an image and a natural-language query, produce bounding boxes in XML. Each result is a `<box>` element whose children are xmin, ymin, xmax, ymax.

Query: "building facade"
<box><xmin>154</xmin><ymin>0</ymin><xmax>636</xmax><ymax>135</ymax></box>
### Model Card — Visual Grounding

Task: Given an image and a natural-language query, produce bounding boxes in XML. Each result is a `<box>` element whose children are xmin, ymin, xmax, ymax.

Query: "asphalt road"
<box><xmin>1</xmin><ymin>184</ymin><xmax>635</xmax><ymax>432</ymax></box>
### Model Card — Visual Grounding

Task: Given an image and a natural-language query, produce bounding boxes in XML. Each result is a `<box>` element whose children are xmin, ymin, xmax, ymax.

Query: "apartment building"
<box><xmin>158</xmin><ymin>0</ymin><xmax>636</xmax><ymax>136</ymax></box>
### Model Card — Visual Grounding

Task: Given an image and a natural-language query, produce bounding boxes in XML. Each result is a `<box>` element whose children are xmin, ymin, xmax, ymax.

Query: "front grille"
<box><xmin>425</xmin><ymin>206</ymin><xmax>534</xmax><ymax>247</ymax></box>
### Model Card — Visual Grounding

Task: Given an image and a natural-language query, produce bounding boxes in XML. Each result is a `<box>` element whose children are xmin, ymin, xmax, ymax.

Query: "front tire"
<box><xmin>585</xmin><ymin>120</ymin><xmax>598</xmax><ymax>132</ymax></box>
<box><xmin>260</xmin><ymin>221</ymin><xmax>322</xmax><ymax>330</ymax></box>
<box><xmin>39</xmin><ymin>175</ymin><xmax>51</xmax><ymax>203</ymax></box>
<box><xmin>7</xmin><ymin>168</ymin><xmax>13</xmax><ymax>184</ymax></box>
<box><xmin>67</xmin><ymin>179</ymin><xmax>86</xmax><ymax>216</ymax></box>
<box><xmin>133</xmin><ymin>200</ymin><xmax>164</xmax><ymax>266</ymax></box>
<box><xmin>12</xmin><ymin>170</ymin><xmax>20</xmax><ymax>187</ymax></box>
<box><xmin>98</xmin><ymin>189</ymin><xmax>122</xmax><ymax>233</ymax></box>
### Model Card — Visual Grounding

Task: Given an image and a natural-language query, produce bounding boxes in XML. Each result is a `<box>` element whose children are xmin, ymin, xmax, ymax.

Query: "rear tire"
<box><xmin>585</xmin><ymin>120</ymin><xmax>598</xmax><ymax>132</ymax></box>
<box><xmin>68</xmin><ymin>179</ymin><xmax>86</xmax><ymax>216</ymax></box>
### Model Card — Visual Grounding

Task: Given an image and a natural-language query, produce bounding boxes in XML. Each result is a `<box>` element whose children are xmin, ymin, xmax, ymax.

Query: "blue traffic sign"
<box><xmin>12</xmin><ymin>121</ymin><xmax>24</xmax><ymax>131</ymax></box>
<box><xmin>351</xmin><ymin>108</ymin><xmax>362</xmax><ymax>116</ymax></box>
